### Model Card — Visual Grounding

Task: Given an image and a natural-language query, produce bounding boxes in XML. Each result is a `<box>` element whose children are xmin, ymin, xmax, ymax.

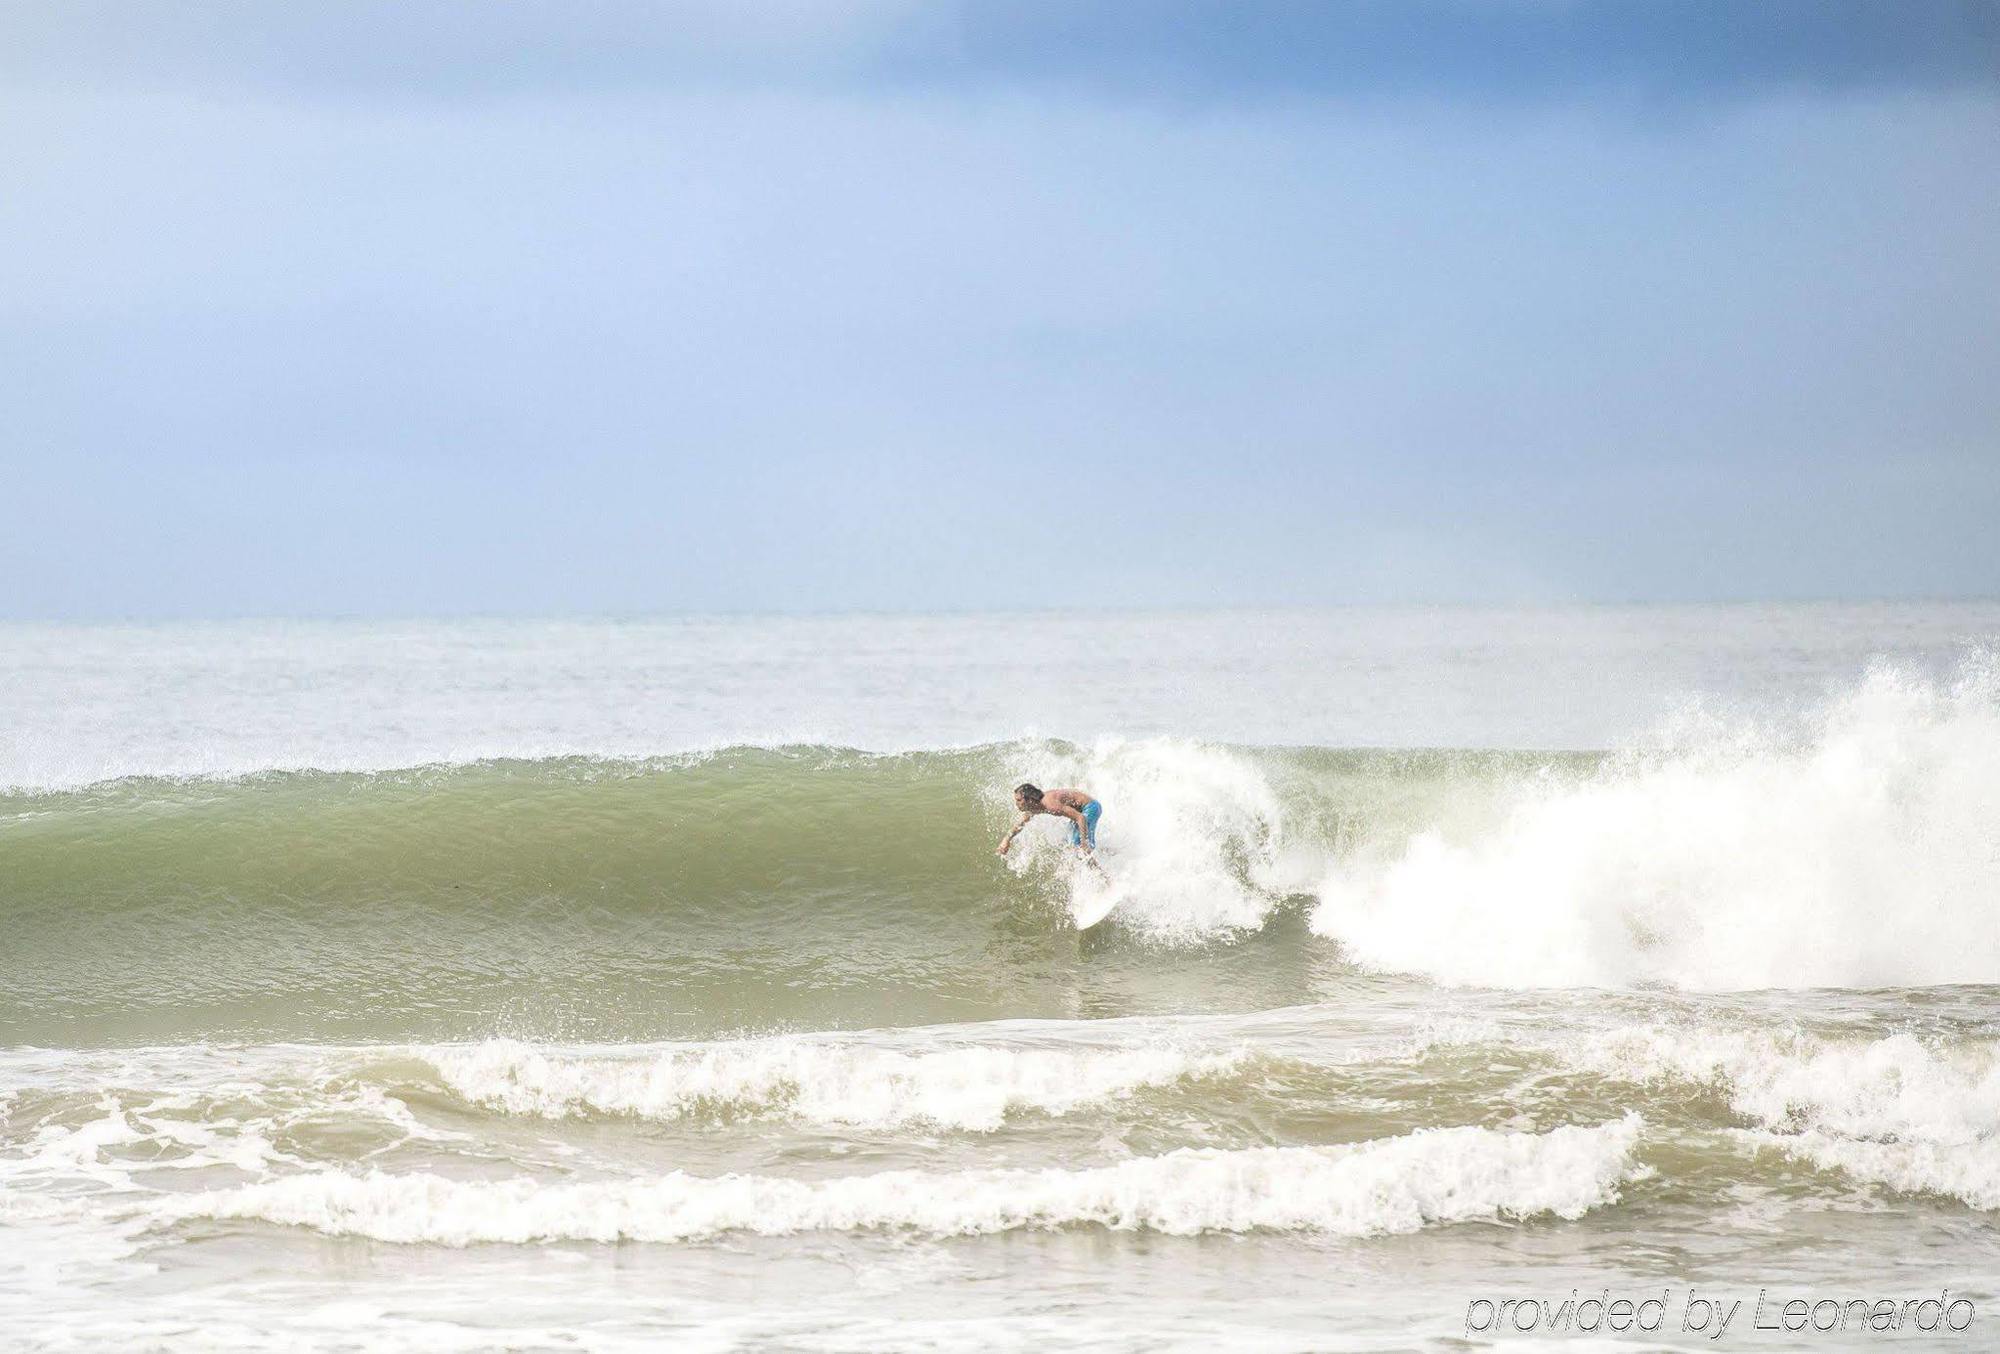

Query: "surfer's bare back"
<box><xmin>996</xmin><ymin>783</ymin><xmax>1102</xmax><ymax>857</ymax></box>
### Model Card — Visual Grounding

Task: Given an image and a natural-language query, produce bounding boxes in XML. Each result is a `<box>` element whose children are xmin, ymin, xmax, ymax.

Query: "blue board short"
<box><xmin>1068</xmin><ymin>800</ymin><xmax>1102</xmax><ymax>848</ymax></box>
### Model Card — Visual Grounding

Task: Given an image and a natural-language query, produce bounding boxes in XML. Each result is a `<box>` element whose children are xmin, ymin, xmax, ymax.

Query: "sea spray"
<box><xmin>1310</xmin><ymin>661</ymin><xmax>2000</xmax><ymax>989</ymax></box>
<box><xmin>996</xmin><ymin>736</ymin><xmax>1313</xmax><ymax>937</ymax></box>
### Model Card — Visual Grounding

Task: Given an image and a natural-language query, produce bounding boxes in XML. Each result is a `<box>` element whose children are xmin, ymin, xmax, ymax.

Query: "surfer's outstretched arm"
<box><xmin>996</xmin><ymin>812</ymin><xmax>1033</xmax><ymax>855</ymax></box>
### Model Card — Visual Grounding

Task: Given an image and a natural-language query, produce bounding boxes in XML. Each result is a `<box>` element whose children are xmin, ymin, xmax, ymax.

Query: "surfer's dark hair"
<box><xmin>1014</xmin><ymin>782</ymin><xmax>1043</xmax><ymax>803</ymax></box>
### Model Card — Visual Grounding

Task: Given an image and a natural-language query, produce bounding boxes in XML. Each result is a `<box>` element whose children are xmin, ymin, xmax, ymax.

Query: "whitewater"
<box><xmin>5</xmin><ymin>604</ymin><xmax>2000</xmax><ymax>1350</ymax></box>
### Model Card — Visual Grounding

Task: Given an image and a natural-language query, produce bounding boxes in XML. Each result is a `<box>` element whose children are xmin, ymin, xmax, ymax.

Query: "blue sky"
<box><xmin>3</xmin><ymin>1</ymin><xmax>1996</xmax><ymax>617</ymax></box>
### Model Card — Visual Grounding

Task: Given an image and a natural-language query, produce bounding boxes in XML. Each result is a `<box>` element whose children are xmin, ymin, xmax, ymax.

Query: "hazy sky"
<box><xmin>4</xmin><ymin>1</ymin><xmax>1997</xmax><ymax>618</ymax></box>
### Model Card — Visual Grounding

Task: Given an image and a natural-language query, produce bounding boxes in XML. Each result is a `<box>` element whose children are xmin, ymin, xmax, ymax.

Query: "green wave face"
<box><xmin>0</xmin><ymin>744</ymin><xmax>1573</xmax><ymax>1046</ymax></box>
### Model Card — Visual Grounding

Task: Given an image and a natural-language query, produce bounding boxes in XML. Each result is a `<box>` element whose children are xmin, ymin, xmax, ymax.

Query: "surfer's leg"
<box><xmin>1080</xmin><ymin>800</ymin><xmax>1100</xmax><ymax>849</ymax></box>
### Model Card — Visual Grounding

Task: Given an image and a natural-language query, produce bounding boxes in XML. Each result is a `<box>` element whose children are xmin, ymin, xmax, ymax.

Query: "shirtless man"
<box><xmin>995</xmin><ymin>783</ymin><xmax>1102</xmax><ymax>859</ymax></box>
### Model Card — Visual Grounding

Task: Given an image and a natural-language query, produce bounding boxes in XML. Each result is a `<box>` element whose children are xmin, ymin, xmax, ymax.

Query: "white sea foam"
<box><xmin>1568</xmin><ymin>1023</ymin><xmax>2000</xmax><ymax>1208</ymax></box>
<box><xmin>1754</xmin><ymin>1131</ymin><xmax>2000</xmax><ymax>1211</ymax></box>
<box><xmin>159</xmin><ymin>1116</ymin><xmax>1644</xmax><ymax>1245</ymax></box>
<box><xmin>0</xmin><ymin>1046</ymin><xmax>466</xmax><ymax>1216</ymax></box>
<box><xmin>416</xmin><ymin>1037</ymin><xmax>1245</xmax><ymax>1132</ymax></box>
<box><xmin>1310</xmin><ymin>662</ymin><xmax>2000</xmax><ymax>990</ymax></box>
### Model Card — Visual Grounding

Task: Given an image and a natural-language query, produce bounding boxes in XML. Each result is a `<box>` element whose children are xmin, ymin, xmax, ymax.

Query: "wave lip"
<box><xmin>414</xmin><ymin>1036</ymin><xmax>1247</xmax><ymax>1133</ymax></box>
<box><xmin>157</xmin><ymin>1116</ymin><xmax>1645</xmax><ymax>1245</ymax></box>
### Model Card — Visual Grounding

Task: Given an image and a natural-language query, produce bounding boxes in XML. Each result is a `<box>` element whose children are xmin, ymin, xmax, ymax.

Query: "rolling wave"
<box><xmin>1563</xmin><ymin>1023</ymin><xmax>2000</xmax><ymax>1209</ymax></box>
<box><xmin>153</xmin><ymin>1117</ymin><xmax>1646</xmax><ymax>1244</ymax></box>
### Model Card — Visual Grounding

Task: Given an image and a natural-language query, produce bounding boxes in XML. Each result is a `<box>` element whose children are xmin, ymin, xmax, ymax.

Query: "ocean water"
<box><xmin>5</xmin><ymin>604</ymin><xmax>2000</xmax><ymax>1350</ymax></box>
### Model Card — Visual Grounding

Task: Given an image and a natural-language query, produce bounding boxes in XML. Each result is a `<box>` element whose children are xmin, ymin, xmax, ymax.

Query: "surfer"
<box><xmin>995</xmin><ymin>783</ymin><xmax>1102</xmax><ymax>860</ymax></box>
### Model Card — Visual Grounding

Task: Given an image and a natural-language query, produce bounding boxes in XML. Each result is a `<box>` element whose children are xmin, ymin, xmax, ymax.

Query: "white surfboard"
<box><xmin>1069</xmin><ymin>872</ymin><xmax>1121</xmax><ymax>929</ymax></box>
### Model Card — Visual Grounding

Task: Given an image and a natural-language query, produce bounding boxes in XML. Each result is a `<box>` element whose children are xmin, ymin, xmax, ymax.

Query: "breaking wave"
<box><xmin>1565</xmin><ymin>1023</ymin><xmax>2000</xmax><ymax>1209</ymax></box>
<box><xmin>8</xmin><ymin>658</ymin><xmax>2000</xmax><ymax>991</ymax></box>
<box><xmin>1310</xmin><ymin>660</ymin><xmax>2000</xmax><ymax>990</ymax></box>
<box><xmin>157</xmin><ymin>1117</ymin><xmax>1646</xmax><ymax>1244</ymax></box>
